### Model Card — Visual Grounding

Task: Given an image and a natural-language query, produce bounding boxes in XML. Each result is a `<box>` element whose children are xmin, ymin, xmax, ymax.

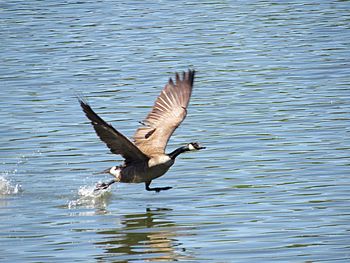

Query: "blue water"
<box><xmin>1</xmin><ymin>1</ymin><xmax>350</xmax><ymax>262</ymax></box>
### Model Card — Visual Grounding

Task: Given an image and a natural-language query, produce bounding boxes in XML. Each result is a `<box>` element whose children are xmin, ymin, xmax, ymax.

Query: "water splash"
<box><xmin>0</xmin><ymin>150</ymin><xmax>41</xmax><ymax>196</ymax></box>
<box><xmin>68</xmin><ymin>184</ymin><xmax>112</xmax><ymax>209</ymax></box>
<box><xmin>0</xmin><ymin>175</ymin><xmax>22</xmax><ymax>195</ymax></box>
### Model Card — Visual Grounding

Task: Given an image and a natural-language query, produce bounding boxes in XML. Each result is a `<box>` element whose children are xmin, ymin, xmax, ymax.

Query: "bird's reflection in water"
<box><xmin>95</xmin><ymin>208</ymin><xmax>190</xmax><ymax>262</ymax></box>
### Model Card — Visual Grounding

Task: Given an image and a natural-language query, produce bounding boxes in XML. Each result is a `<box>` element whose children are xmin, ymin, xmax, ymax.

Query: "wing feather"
<box><xmin>79</xmin><ymin>99</ymin><xmax>148</xmax><ymax>163</ymax></box>
<box><xmin>133</xmin><ymin>70</ymin><xmax>195</xmax><ymax>156</ymax></box>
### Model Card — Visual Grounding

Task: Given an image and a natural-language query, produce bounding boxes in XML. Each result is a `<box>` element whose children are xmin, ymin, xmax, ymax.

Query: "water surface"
<box><xmin>1</xmin><ymin>1</ymin><xmax>350</xmax><ymax>262</ymax></box>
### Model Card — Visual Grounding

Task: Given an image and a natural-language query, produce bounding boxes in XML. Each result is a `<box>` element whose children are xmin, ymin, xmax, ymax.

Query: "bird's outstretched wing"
<box><xmin>79</xmin><ymin>99</ymin><xmax>148</xmax><ymax>164</ymax></box>
<box><xmin>133</xmin><ymin>70</ymin><xmax>195</xmax><ymax>156</ymax></box>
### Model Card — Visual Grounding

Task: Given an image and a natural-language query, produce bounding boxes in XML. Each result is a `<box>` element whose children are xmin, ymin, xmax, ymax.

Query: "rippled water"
<box><xmin>1</xmin><ymin>1</ymin><xmax>350</xmax><ymax>262</ymax></box>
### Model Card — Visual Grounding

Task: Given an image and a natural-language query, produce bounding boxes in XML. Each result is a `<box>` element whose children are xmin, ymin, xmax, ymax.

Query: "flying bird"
<box><xmin>79</xmin><ymin>69</ymin><xmax>205</xmax><ymax>192</ymax></box>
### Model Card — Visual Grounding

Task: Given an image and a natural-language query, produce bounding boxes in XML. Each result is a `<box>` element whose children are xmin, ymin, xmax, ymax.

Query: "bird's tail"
<box><xmin>94</xmin><ymin>166</ymin><xmax>121</xmax><ymax>180</ymax></box>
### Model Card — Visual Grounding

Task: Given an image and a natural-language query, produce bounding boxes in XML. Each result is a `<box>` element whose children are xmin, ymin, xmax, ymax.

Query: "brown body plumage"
<box><xmin>79</xmin><ymin>70</ymin><xmax>205</xmax><ymax>192</ymax></box>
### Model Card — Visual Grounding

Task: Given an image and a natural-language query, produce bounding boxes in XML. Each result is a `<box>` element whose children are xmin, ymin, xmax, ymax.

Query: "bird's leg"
<box><xmin>94</xmin><ymin>179</ymin><xmax>116</xmax><ymax>191</ymax></box>
<box><xmin>145</xmin><ymin>181</ymin><xmax>172</xmax><ymax>193</ymax></box>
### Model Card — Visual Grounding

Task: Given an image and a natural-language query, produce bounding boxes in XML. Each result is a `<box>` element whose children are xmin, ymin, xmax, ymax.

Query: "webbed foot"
<box><xmin>145</xmin><ymin>181</ymin><xmax>172</xmax><ymax>193</ymax></box>
<box><xmin>94</xmin><ymin>179</ymin><xmax>116</xmax><ymax>192</ymax></box>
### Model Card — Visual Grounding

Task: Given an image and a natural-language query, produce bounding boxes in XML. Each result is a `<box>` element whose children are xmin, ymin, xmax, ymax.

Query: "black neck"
<box><xmin>168</xmin><ymin>146</ymin><xmax>189</xmax><ymax>160</ymax></box>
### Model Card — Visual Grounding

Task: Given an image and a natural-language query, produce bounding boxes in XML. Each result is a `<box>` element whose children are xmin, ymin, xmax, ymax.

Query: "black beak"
<box><xmin>195</xmin><ymin>143</ymin><xmax>206</xmax><ymax>150</ymax></box>
<box><xmin>190</xmin><ymin>142</ymin><xmax>206</xmax><ymax>150</ymax></box>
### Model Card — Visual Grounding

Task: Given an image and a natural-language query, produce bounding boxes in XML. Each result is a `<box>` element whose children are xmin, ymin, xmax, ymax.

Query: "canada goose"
<box><xmin>79</xmin><ymin>69</ymin><xmax>205</xmax><ymax>192</ymax></box>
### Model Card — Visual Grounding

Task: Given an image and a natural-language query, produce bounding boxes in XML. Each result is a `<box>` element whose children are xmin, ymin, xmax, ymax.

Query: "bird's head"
<box><xmin>187</xmin><ymin>142</ymin><xmax>206</xmax><ymax>151</ymax></box>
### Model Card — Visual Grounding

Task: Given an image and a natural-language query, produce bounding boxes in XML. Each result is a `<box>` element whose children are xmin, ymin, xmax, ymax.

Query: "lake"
<box><xmin>1</xmin><ymin>0</ymin><xmax>350</xmax><ymax>262</ymax></box>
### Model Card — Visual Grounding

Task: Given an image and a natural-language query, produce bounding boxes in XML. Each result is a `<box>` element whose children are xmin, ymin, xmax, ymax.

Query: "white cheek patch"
<box><xmin>188</xmin><ymin>144</ymin><xmax>196</xmax><ymax>151</ymax></box>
